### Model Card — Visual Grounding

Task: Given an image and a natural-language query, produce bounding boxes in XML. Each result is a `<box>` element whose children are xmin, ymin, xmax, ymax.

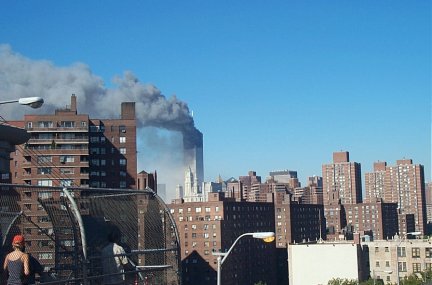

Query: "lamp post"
<box><xmin>0</xmin><ymin>97</ymin><xmax>44</xmax><ymax>108</ymax></box>
<box><xmin>396</xmin><ymin>231</ymin><xmax>421</xmax><ymax>285</ymax></box>
<box><xmin>212</xmin><ymin>232</ymin><xmax>275</xmax><ymax>285</ymax></box>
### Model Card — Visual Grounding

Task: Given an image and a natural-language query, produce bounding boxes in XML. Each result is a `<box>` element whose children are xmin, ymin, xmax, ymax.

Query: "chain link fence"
<box><xmin>0</xmin><ymin>183</ymin><xmax>181</xmax><ymax>285</ymax></box>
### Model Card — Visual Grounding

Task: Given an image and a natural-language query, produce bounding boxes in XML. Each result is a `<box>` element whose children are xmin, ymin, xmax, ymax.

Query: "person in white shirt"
<box><xmin>101</xmin><ymin>229</ymin><xmax>132</xmax><ymax>285</ymax></box>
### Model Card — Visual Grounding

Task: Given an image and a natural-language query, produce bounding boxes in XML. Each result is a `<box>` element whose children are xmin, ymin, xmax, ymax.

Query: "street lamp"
<box><xmin>212</xmin><ymin>232</ymin><xmax>275</xmax><ymax>285</ymax></box>
<box><xmin>0</xmin><ymin>97</ymin><xmax>44</xmax><ymax>108</ymax></box>
<box><xmin>396</xmin><ymin>231</ymin><xmax>421</xmax><ymax>285</ymax></box>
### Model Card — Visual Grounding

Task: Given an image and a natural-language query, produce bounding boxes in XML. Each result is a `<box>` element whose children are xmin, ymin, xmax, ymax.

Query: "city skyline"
<box><xmin>0</xmin><ymin>1</ymin><xmax>430</xmax><ymax>195</ymax></box>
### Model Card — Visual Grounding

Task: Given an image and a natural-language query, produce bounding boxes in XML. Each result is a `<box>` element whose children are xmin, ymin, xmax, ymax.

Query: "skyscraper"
<box><xmin>322</xmin><ymin>151</ymin><xmax>362</xmax><ymax>237</ymax></box>
<box><xmin>322</xmin><ymin>151</ymin><xmax>362</xmax><ymax>205</ymax></box>
<box><xmin>384</xmin><ymin>159</ymin><xmax>426</xmax><ymax>234</ymax></box>
<box><xmin>364</xmin><ymin>161</ymin><xmax>387</xmax><ymax>203</ymax></box>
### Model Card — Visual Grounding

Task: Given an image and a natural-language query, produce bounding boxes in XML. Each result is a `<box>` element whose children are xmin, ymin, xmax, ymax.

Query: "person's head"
<box><xmin>12</xmin><ymin>234</ymin><xmax>25</xmax><ymax>251</ymax></box>
<box><xmin>107</xmin><ymin>228</ymin><xmax>121</xmax><ymax>243</ymax></box>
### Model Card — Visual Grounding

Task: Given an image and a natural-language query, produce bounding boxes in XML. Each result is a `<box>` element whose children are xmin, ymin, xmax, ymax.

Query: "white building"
<box><xmin>183</xmin><ymin>166</ymin><xmax>203</xmax><ymax>202</ymax></box>
<box><xmin>288</xmin><ymin>241</ymin><xmax>363</xmax><ymax>285</ymax></box>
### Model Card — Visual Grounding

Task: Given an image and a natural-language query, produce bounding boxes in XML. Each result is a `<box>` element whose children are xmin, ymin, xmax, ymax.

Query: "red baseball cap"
<box><xmin>12</xmin><ymin>235</ymin><xmax>25</xmax><ymax>245</ymax></box>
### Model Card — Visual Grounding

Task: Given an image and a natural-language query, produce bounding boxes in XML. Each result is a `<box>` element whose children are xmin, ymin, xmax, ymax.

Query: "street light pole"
<box><xmin>212</xmin><ymin>232</ymin><xmax>275</xmax><ymax>285</ymax></box>
<box><xmin>0</xmin><ymin>97</ymin><xmax>44</xmax><ymax>108</ymax></box>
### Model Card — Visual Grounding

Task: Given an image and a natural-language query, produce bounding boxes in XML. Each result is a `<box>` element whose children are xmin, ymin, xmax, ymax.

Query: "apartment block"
<box><xmin>365</xmin><ymin>237</ymin><xmax>432</xmax><ymax>284</ymax></box>
<box><xmin>343</xmin><ymin>201</ymin><xmax>398</xmax><ymax>240</ymax></box>
<box><xmin>384</xmin><ymin>159</ymin><xmax>426</xmax><ymax>235</ymax></box>
<box><xmin>322</xmin><ymin>151</ymin><xmax>362</xmax><ymax>238</ymax></box>
<box><xmin>426</xmin><ymin>182</ymin><xmax>432</xmax><ymax>225</ymax></box>
<box><xmin>273</xmin><ymin>191</ymin><xmax>325</xmax><ymax>247</ymax></box>
<box><xmin>168</xmin><ymin>192</ymin><xmax>277</xmax><ymax>285</ymax></box>
<box><xmin>364</xmin><ymin>162</ymin><xmax>387</xmax><ymax>203</ymax></box>
<box><xmin>9</xmin><ymin>95</ymin><xmax>137</xmax><ymax>189</ymax></box>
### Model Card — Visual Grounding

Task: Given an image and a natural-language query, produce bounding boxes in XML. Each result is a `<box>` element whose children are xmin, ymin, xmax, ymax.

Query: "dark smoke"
<box><xmin>0</xmin><ymin>44</ymin><xmax>201</xmax><ymax>146</ymax></box>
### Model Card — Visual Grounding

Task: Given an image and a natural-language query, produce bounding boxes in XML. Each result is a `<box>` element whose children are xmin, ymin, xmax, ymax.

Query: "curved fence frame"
<box><xmin>0</xmin><ymin>183</ymin><xmax>181</xmax><ymax>285</ymax></box>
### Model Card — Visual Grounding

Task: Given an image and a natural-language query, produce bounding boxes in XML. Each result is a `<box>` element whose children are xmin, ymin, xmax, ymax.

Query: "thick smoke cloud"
<box><xmin>0</xmin><ymin>44</ymin><xmax>201</xmax><ymax>201</ymax></box>
<box><xmin>0</xmin><ymin>44</ymin><xmax>200</xmax><ymax>145</ymax></box>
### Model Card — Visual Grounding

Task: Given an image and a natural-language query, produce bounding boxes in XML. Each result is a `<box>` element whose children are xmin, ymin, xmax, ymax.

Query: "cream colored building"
<box><xmin>288</xmin><ymin>241</ymin><xmax>364</xmax><ymax>285</ymax></box>
<box><xmin>364</xmin><ymin>237</ymin><xmax>432</xmax><ymax>284</ymax></box>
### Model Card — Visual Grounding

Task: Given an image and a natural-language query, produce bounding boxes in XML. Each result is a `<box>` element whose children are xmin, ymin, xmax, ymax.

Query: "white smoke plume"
<box><xmin>0</xmin><ymin>44</ymin><xmax>200</xmax><ymax>201</ymax></box>
<box><xmin>0</xmin><ymin>44</ymin><xmax>199</xmax><ymax>139</ymax></box>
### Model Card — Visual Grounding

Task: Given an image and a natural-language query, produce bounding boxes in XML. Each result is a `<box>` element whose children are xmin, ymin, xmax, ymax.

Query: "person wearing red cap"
<box><xmin>3</xmin><ymin>234</ymin><xmax>30</xmax><ymax>285</ymax></box>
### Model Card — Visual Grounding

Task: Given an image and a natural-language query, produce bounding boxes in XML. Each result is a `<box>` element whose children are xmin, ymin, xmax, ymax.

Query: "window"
<box><xmin>90</xmin><ymin>137</ymin><xmax>99</xmax><ymax>143</ymax></box>
<box><xmin>119</xmin><ymin>159</ymin><xmax>126</xmax><ymax>166</ymax></box>
<box><xmin>27</xmin><ymin>122</ymin><xmax>33</xmax><ymax>128</ymax></box>
<box><xmin>426</xmin><ymin>248</ymin><xmax>432</xmax><ymax>258</ymax></box>
<box><xmin>60</xmin><ymin>156</ymin><xmax>74</xmax><ymax>163</ymax></box>
<box><xmin>37</xmin><ymin>181</ymin><xmax>53</xmax><ymax>187</ymax></box>
<box><xmin>195</xmin><ymin>207</ymin><xmax>202</xmax><ymax>213</ymax></box>
<box><xmin>38</xmin><ymin>253</ymin><xmax>53</xmax><ymax>260</ymax></box>
<box><xmin>60</xmin><ymin>168</ymin><xmax>74</xmax><ymax>174</ymax></box>
<box><xmin>37</xmin><ymin>167</ymin><xmax>52</xmax><ymax>175</ymax></box>
<box><xmin>385</xmin><ymin>247</ymin><xmax>389</xmax><ymax>252</ymax></box>
<box><xmin>120</xmin><ymin>137</ymin><xmax>126</xmax><ymax>143</ymax></box>
<box><xmin>38</xmin><ymin>191</ymin><xmax>53</xmax><ymax>199</ymax></box>
<box><xmin>60</xmin><ymin>121</ymin><xmax>75</xmax><ymax>128</ymax></box>
<box><xmin>413</xmin><ymin>263</ymin><xmax>421</xmax><ymax>273</ymax></box>
<box><xmin>38</xmin><ymin>121</ymin><xmax>53</xmax><ymax>128</ymax></box>
<box><xmin>398</xmin><ymin>262</ymin><xmax>407</xmax><ymax>272</ymax></box>
<box><xmin>60</xmin><ymin>180</ymin><xmax>72</xmax><ymax>187</ymax></box>
<box><xmin>397</xmin><ymin>247</ymin><xmax>406</xmax><ymax>257</ymax></box>
<box><xmin>119</xmin><ymin>147</ymin><xmax>126</xmax><ymax>154</ymax></box>
<box><xmin>412</xmin><ymin>248</ymin><xmax>420</xmax><ymax>258</ymax></box>
<box><xmin>385</xmin><ymin>261</ymin><xmax>390</xmax><ymax>267</ymax></box>
<box><xmin>119</xmin><ymin>125</ymin><xmax>126</xmax><ymax>133</ymax></box>
<box><xmin>376</xmin><ymin>261</ymin><xmax>380</xmax><ymax>267</ymax></box>
<box><xmin>205</xmin><ymin>207</ymin><xmax>211</xmax><ymax>213</ymax></box>
<box><xmin>37</xmin><ymin>156</ymin><xmax>52</xmax><ymax>163</ymax></box>
<box><xmin>120</xmin><ymin>181</ymin><xmax>127</xmax><ymax>188</ymax></box>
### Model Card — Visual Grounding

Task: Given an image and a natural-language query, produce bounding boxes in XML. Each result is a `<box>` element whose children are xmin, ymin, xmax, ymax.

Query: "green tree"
<box><xmin>327</xmin><ymin>278</ymin><xmax>358</xmax><ymax>285</ymax></box>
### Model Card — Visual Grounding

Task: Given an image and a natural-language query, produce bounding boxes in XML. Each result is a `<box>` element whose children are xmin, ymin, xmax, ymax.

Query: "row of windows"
<box><xmin>27</xmin><ymin>121</ymin><xmax>86</xmax><ymax>129</ymax></box>
<box><xmin>397</xmin><ymin>262</ymin><xmax>431</xmax><ymax>272</ymax></box>
<box><xmin>171</xmin><ymin>207</ymin><xmax>218</xmax><ymax>214</ymax></box>
<box><xmin>184</xmin><ymin>232</ymin><xmax>217</xmax><ymax>239</ymax></box>
<box><xmin>185</xmin><ymin>224</ymin><xmax>217</xmax><ymax>230</ymax></box>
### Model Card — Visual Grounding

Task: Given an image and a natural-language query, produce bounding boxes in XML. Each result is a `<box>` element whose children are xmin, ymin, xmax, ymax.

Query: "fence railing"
<box><xmin>0</xmin><ymin>183</ymin><xmax>181</xmax><ymax>285</ymax></box>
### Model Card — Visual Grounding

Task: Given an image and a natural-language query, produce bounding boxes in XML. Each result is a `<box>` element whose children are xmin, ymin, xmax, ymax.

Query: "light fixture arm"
<box><xmin>220</xmin><ymin>233</ymin><xmax>251</xmax><ymax>265</ymax></box>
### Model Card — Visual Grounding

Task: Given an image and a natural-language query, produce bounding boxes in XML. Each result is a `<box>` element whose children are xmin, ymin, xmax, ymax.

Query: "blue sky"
<box><xmin>1</xmin><ymin>1</ymin><xmax>430</xmax><ymax>191</ymax></box>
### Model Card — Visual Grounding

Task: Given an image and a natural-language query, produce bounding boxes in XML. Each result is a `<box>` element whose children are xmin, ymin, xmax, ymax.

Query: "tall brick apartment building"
<box><xmin>169</xmin><ymin>192</ymin><xmax>277</xmax><ymax>285</ymax></box>
<box><xmin>9</xmin><ymin>94</ymin><xmax>137</xmax><ymax>189</ymax></box>
<box><xmin>365</xmin><ymin>159</ymin><xmax>427</xmax><ymax>235</ymax></box>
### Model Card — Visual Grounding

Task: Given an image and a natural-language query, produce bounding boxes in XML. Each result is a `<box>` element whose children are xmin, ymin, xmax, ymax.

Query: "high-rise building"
<box><xmin>183</xmin><ymin>130</ymin><xmax>204</xmax><ymax>186</ymax></box>
<box><xmin>239</xmin><ymin>171</ymin><xmax>261</xmax><ymax>201</ymax></box>
<box><xmin>9</xmin><ymin>95</ymin><xmax>137</xmax><ymax>189</ymax></box>
<box><xmin>322</xmin><ymin>151</ymin><xmax>362</xmax><ymax>205</ymax></box>
<box><xmin>426</xmin><ymin>182</ymin><xmax>432</xmax><ymax>225</ymax></box>
<box><xmin>322</xmin><ymin>151</ymin><xmax>362</xmax><ymax>237</ymax></box>
<box><xmin>364</xmin><ymin>162</ymin><xmax>387</xmax><ymax>203</ymax></box>
<box><xmin>169</xmin><ymin>192</ymin><xmax>277</xmax><ymax>285</ymax></box>
<box><xmin>383</xmin><ymin>159</ymin><xmax>426</xmax><ymax>234</ymax></box>
<box><xmin>183</xmin><ymin>166</ymin><xmax>202</xmax><ymax>202</ymax></box>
